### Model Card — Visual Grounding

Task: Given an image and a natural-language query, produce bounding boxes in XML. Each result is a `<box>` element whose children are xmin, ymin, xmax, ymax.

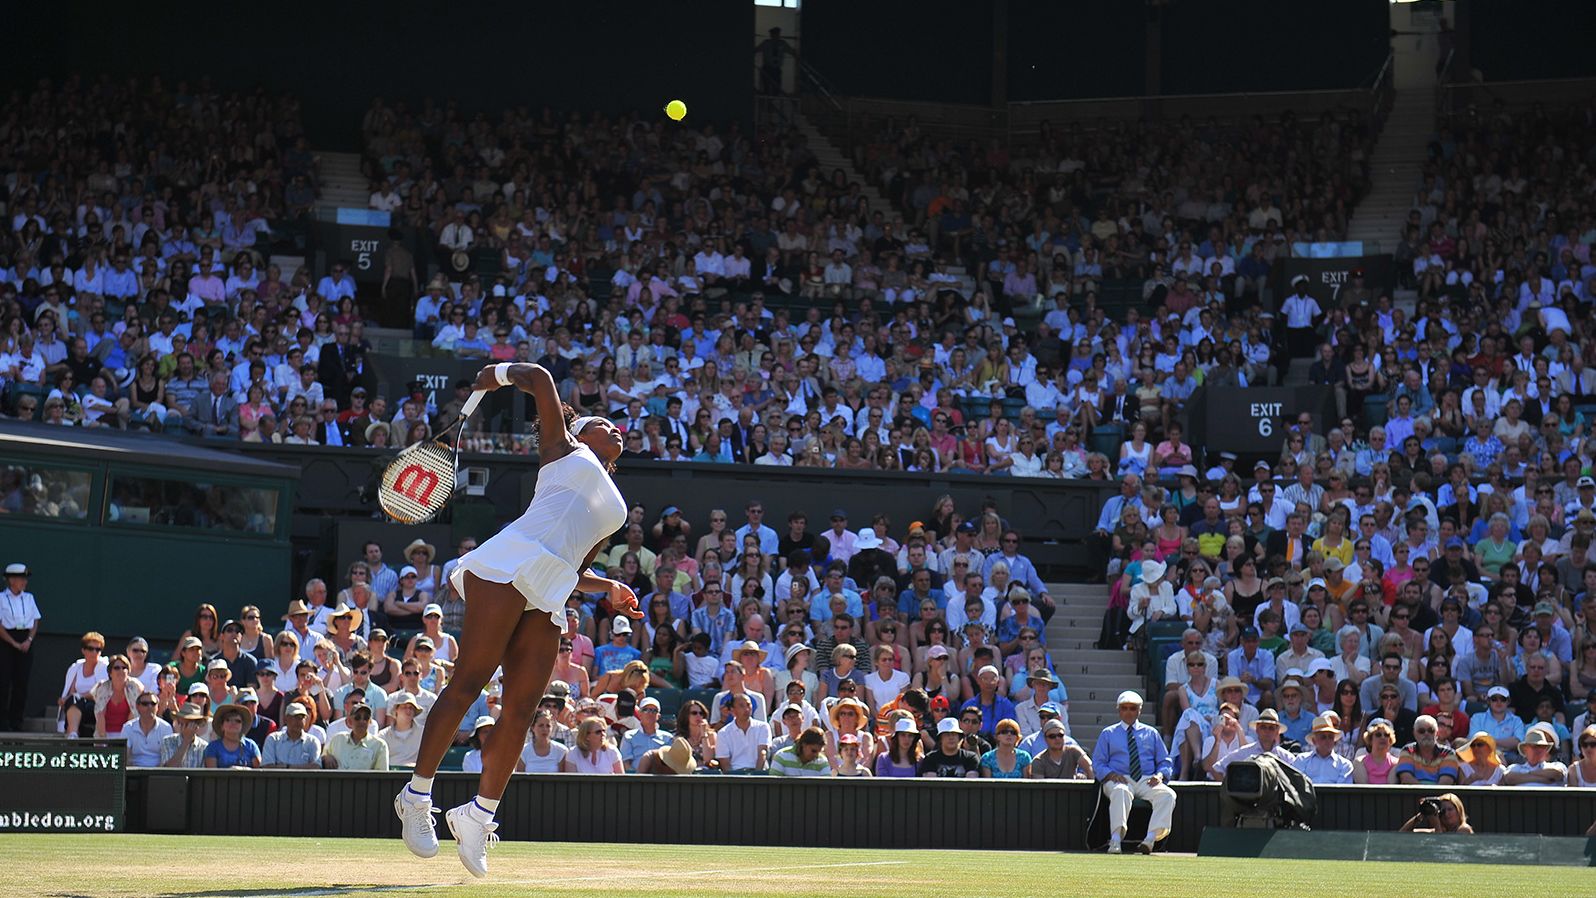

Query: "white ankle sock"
<box><xmin>407</xmin><ymin>775</ymin><xmax>434</xmax><ymax>796</ymax></box>
<box><xmin>468</xmin><ymin>796</ymin><xmax>499</xmax><ymax>822</ymax></box>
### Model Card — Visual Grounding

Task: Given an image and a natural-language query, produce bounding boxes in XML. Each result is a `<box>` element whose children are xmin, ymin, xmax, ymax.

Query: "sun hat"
<box><xmin>893</xmin><ymin>717</ymin><xmax>918</xmax><ymax>735</ymax></box>
<box><xmin>660</xmin><ymin>737</ymin><xmax>697</xmax><ymax>774</ymax></box>
<box><xmin>936</xmin><ymin>717</ymin><xmax>962</xmax><ymax>735</ymax></box>
<box><xmin>404</xmin><ymin>538</ymin><xmax>436</xmax><ymax>563</ymax></box>
<box><xmin>1140</xmin><ymin>560</ymin><xmax>1167</xmax><ymax>584</ymax></box>
<box><xmin>1522</xmin><ymin>728</ymin><xmax>1556</xmax><ymax>748</ymax></box>
<box><xmin>1459</xmin><ymin>731</ymin><xmax>1500</xmax><ymax>767</ymax></box>
<box><xmin>855</xmin><ymin>528</ymin><xmax>884</xmax><ymax>550</ymax></box>
<box><xmin>331</xmin><ymin>607</ymin><xmax>363</xmax><ymax>630</ymax></box>
<box><xmin>1217</xmin><ymin>676</ymin><xmax>1246</xmax><ymax>694</ymax></box>
<box><xmin>472</xmin><ymin>715</ymin><xmax>497</xmax><ymax>734</ymax></box>
<box><xmin>1309</xmin><ymin>715</ymin><xmax>1341</xmax><ymax>736</ymax></box>
<box><xmin>1250</xmin><ymin>709</ymin><xmax>1282</xmax><ymax>730</ymax></box>
<box><xmin>735</xmin><ymin>640</ymin><xmax>768</xmax><ymax>662</ymax></box>
<box><xmin>390</xmin><ymin>691</ymin><xmax>423</xmax><ymax>711</ymax></box>
<box><xmin>784</xmin><ymin>643</ymin><xmax>812</xmax><ymax>665</ymax></box>
<box><xmin>281</xmin><ymin>600</ymin><xmax>311</xmax><ymax>619</ymax></box>
<box><xmin>175</xmin><ymin>703</ymin><xmax>208</xmax><ymax>721</ymax></box>
<box><xmin>211</xmin><ymin>703</ymin><xmax>254</xmax><ymax>739</ymax></box>
<box><xmin>3</xmin><ymin>563</ymin><xmax>29</xmax><ymax>576</ymax></box>
<box><xmin>828</xmin><ymin>698</ymin><xmax>869</xmax><ymax>731</ymax></box>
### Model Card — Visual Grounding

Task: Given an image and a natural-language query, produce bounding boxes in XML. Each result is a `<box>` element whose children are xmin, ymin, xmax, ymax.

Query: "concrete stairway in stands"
<box><xmin>316</xmin><ymin>151</ymin><xmax>371</xmax><ymax>213</ymax></box>
<box><xmin>1045</xmin><ymin>581</ymin><xmax>1153</xmax><ymax>752</ymax></box>
<box><xmin>794</xmin><ymin>113</ymin><xmax>896</xmax><ymax>223</ymax></box>
<box><xmin>1346</xmin><ymin>88</ymin><xmax>1434</xmax><ymax>253</ymax></box>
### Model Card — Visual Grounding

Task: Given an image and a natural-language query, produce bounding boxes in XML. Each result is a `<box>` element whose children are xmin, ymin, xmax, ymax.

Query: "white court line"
<box><xmin>472</xmin><ymin>859</ymin><xmax>910</xmax><ymax>889</ymax></box>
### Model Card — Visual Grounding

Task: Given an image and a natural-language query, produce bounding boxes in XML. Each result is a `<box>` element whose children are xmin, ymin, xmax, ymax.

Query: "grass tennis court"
<box><xmin>4</xmin><ymin>834</ymin><xmax>1589</xmax><ymax>897</ymax></box>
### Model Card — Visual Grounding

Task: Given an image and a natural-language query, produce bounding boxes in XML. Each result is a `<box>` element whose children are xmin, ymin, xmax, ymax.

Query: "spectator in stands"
<box><xmin>322</xmin><ymin>702</ymin><xmax>388</xmax><ymax>770</ymax></box>
<box><xmin>714</xmin><ymin>693</ymin><xmax>769</xmax><ymax>772</ymax></box>
<box><xmin>1394</xmin><ymin>715</ymin><xmax>1461</xmax><ymax>785</ymax></box>
<box><xmin>57</xmin><ymin>631</ymin><xmax>106</xmax><ymax>738</ymax></box>
<box><xmin>160</xmin><ymin>703</ymin><xmax>210</xmax><ymax>768</ymax></box>
<box><xmin>263</xmin><ymin>701</ymin><xmax>323</xmax><ymax>769</ymax></box>
<box><xmin>204</xmin><ymin>703</ymin><xmax>262</xmax><ymax>769</ymax></box>
<box><xmin>1291</xmin><ymin>716</ymin><xmax>1353</xmax><ymax>784</ymax></box>
<box><xmin>770</xmin><ymin>726</ymin><xmax>831</xmax><ymax>777</ymax></box>
<box><xmin>1502</xmin><ymin>726</ymin><xmax>1567</xmax><ymax>787</ymax></box>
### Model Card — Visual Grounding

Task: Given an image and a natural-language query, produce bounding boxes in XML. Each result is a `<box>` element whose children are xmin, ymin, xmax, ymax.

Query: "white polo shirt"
<box><xmin>714</xmin><ymin>718</ymin><xmax>771</xmax><ymax>770</ymax></box>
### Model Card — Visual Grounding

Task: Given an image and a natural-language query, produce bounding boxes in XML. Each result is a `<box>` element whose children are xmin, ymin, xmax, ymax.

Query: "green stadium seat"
<box><xmin>1146</xmin><ymin>621</ymin><xmax>1189</xmax><ymax>641</ymax></box>
<box><xmin>646</xmin><ymin>686</ymin><xmax>683</xmax><ymax>722</ymax></box>
<box><xmin>439</xmin><ymin>744</ymin><xmax>470</xmax><ymax>772</ymax></box>
<box><xmin>681</xmin><ymin>687</ymin><xmax>719</xmax><ymax>717</ymax></box>
<box><xmin>1090</xmin><ymin>424</ymin><xmax>1124</xmax><ymax>460</ymax></box>
<box><xmin>1362</xmin><ymin>394</ymin><xmax>1388</xmax><ymax>427</ymax></box>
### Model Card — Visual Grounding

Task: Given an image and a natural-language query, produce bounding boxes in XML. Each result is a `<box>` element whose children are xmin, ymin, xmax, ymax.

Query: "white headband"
<box><xmin>569</xmin><ymin>416</ymin><xmax>606</xmax><ymax>437</ymax></box>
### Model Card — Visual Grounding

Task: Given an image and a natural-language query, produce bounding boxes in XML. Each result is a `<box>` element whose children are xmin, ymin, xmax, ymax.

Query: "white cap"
<box><xmin>894</xmin><ymin>717</ymin><xmax>919</xmax><ymax>734</ymax></box>
<box><xmin>611</xmin><ymin>616</ymin><xmax>633</xmax><ymax>635</ymax></box>
<box><xmin>3</xmin><ymin>563</ymin><xmax>28</xmax><ymax>576</ymax></box>
<box><xmin>423</xmin><ymin>603</ymin><xmax>443</xmax><ymax>618</ymax></box>
<box><xmin>1115</xmin><ymin>690</ymin><xmax>1143</xmax><ymax>707</ymax></box>
<box><xmin>1307</xmin><ymin>658</ymin><xmax>1336</xmax><ymax>675</ymax></box>
<box><xmin>400</xmin><ymin>565</ymin><xmax>419</xmax><ymax>578</ymax></box>
<box><xmin>936</xmin><ymin>718</ymin><xmax>962</xmax><ymax>735</ymax></box>
<box><xmin>1487</xmin><ymin>685</ymin><xmax>1510</xmax><ymax>699</ymax></box>
<box><xmin>472</xmin><ymin>715</ymin><xmax>497</xmax><ymax>731</ymax></box>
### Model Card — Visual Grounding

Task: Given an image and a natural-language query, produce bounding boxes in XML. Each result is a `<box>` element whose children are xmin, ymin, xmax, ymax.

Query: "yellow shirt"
<box><xmin>324</xmin><ymin>731</ymin><xmax>389</xmax><ymax>771</ymax></box>
<box><xmin>1312</xmin><ymin>536</ymin><xmax>1354</xmax><ymax>567</ymax></box>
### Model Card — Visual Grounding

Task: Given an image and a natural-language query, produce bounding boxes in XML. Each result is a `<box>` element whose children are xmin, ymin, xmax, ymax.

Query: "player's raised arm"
<box><xmin>472</xmin><ymin>363</ymin><xmax>576</xmax><ymax>460</ymax></box>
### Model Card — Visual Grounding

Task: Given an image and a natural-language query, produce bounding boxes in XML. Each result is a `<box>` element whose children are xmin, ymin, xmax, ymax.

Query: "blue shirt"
<box><xmin>1279</xmin><ymin>707</ymin><xmax>1315</xmax><ymax>745</ymax></box>
<box><xmin>808</xmin><ymin>589</ymin><xmax>864</xmax><ymax>623</ymax></box>
<box><xmin>690</xmin><ymin>605</ymin><xmax>737</xmax><ymax>655</ymax></box>
<box><xmin>734</xmin><ymin>523</ymin><xmax>780</xmax><ymax>557</ymax></box>
<box><xmin>960</xmin><ymin>695</ymin><xmax>1018</xmax><ymax>738</ymax></box>
<box><xmin>982</xmin><ymin>552</ymin><xmax>1047</xmax><ymax>596</ymax></box>
<box><xmin>619</xmin><ymin>727</ymin><xmax>673</xmax><ymax>769</ymax></box>
<box><xmin>979</xmin><ymin>748</ymin><xmax>1033</xmax><ymax>779</ymax></box>
<box><xmin>1468</xmin><ymin>709</ymin><xmax>1526</xmax><ymax>745</ymax></box>
<box><xmin>1225</xmin><ymin>647</ymin><xmax>1276</xmax><ymax>705</ymax></box>
<box><xmin>1096</xmin><ymin>494</ymin><xmax>1143</xmax><ymax>532</ymax></box>
<box><xmin>1091</xmin><ymin>721</ymin><xmax>1173</xmax><ymax>781</ymax></box>
<box><xmin>594</xmin><ymin>642</ymin><xmax>642</xmax><ymax>674</ymax></box>
<box><xmin>203</xmin><ymin>737</ymin><xmax>262</xmax><ymax>768</ymax></box>
<box><xmin>897</xmin><ymin>588</ymin><xmax>944</xmax><ymax>620</ymax></box>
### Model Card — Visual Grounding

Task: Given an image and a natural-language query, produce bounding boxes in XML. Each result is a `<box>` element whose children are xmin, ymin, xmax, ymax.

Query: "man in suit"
<box><xmin>1265</xmin><ymin>511</ymin><xmax>1312</xmax><ymax>567</ymax></box>
<box><xmin>186</xmin><ymin>372</ymin><xmax>238</xmax><ymax>437</ymax></box>
<box><xmin>1091</xmin><ymin>691</ymin><xmax>1175</xmax><ymax>854</ymax></box>
<box><xmin>1558</xmin><ymin>355</ymin><xmax>1596</xmax><ymax>400</ymax></box>
<box><xmin>314</xmin><ymin>399</ymin><xmax>351</xmax><ymax>447</ymax></box>
<box><xmin>1100</xmin><ymin>378</ymin><xmax>1139</xmax><ymax>425</ymax></box>
<box><xmin>316</xmin><ymin>324</ymin><xmax>368</xmax><ymax>407</ymax></box>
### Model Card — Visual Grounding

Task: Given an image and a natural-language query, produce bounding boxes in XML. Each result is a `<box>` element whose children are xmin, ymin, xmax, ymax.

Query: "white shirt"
<box><xmin>864</xmin><ymin>669</ymin><xmax>910</xmax><ymax>709</ymax></box>
<box><xmin>1282</xmin><ymin>294</ymin><xmax>1322</xmax><ymax>328</ymax></box>
<box><xmin>520</xmin><ymin>739</ymin><xmax>568</xmax><ymax>773</ymax></box>
<box><xmin>123</xmin><ymin>716</ymin><xmax>174</xmax><ymax>767</ymax></box>
<box><xmin>0</xmin><ymin>589</ymin><xmax>41</xmax><ymax>630</ymax></box>
<box><xmin>715</xmin><ymin>718</ymin><xmax>771</xmax><ymax>770</ymax></box>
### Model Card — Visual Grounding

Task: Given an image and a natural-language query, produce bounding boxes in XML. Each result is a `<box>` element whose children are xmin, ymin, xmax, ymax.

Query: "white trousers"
<box><xmin>1103</xmin><ymin>777</ymin><xmax>1177</xmax><ymax>842</ymax></box>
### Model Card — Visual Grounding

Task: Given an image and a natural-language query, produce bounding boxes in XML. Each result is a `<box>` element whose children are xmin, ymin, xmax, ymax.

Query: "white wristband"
<box><xmin>493</xmin><ymin>363</ymin><xmax>513</xmax><ymax>387</ymax></box>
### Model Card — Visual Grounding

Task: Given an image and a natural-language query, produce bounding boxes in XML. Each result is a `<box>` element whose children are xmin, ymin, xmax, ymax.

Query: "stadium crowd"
<box><xmin>8</xmin><ymin>487</ymin><xmax>1096</xmax><ymax>779</ymax></box>
<box><xmin>5</xmin><ymin>75</ymin><xmax>1596</xmax><ymax>796</ymax></box>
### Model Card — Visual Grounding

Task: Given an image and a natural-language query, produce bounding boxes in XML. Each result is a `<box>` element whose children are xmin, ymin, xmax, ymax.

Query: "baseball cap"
<box><xmin>423</xmin><ymin>603</ymin><xmax>443</xmax><ymax>618</ymax></box>
<box><xmin>1580</xmin><ymin>476</ymin><xmax>1595</xmax><ymax>488</ymax></box>
<box><xmin>1445</xmin><ymin>536</ymin><xmax>1465</xmax><ymax>549</ymax></box>
<box><xmin>1039</xmin><ymin>701</ymin><xmax>1064</xmax><ymax>718</ymax></box>
<box><xmin>1289</xmin><ymin>623</ymin><xmax>1310</xmax><ymax>635</ymax></box>
<box><xmin>283</xmin><ymin>702</ymin><xmax>309</xmax><ymax>717</ymax></box>
<box><xmin>400</xmin><ymin>565</ymin><xmax>419</xmax><ymax>578</ymax></box>
<box><xmin>612</xmin><ymin>616</ymin><xmax>633</xmax><ymax>635</ymax></box>
<box><xmin>1533</xmin><ymin>601</ymin><xmax>1557</xmax><ymax>617</ymax></box>
<box><xmin>1239</xmin><ymin>626</ymin><xmax>1260</xmax><ymax>640</ymax></box>
<box><xmin>1487</xmin><ymin>685</ymin><xmax>1510</xmax><ymax>699</ymax></box>
<box><xmin>638</xmin><ymin>697</ymin><xmax>661</xmax><ymax>712</ymax></box>
<box><xmin>188</xmin><ymin>683</ymin><xmax>208</xmax><ymax>696</ymax></box>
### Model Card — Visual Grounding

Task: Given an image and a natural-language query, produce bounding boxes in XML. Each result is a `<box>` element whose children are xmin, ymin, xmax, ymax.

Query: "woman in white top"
<box><xmin>561</xmin><ymin>717</ymin><xmax>623</xmax><ymax>773</ymax></box>
<box><xmin>519</xmin><ymin>710</ymin><xmax>569</xmax><ymax>773</ymax></box>
<box><xmin>59</xmin><ymin>631</ymin><xmax>109</xmax><ymax>738</ymax></box>
<box><xmin>984</xmin><ymin>418</ymin><xmax>1018</xmax><ymax>474</ymax></box>
<box><xmin>1008</xmin><ymin>435</ymin><xmax>1045</xmax><ymax>477</ymax></box>
<box><xmin>1330</xmin><ymin>626</ymin><xmax>1372</xmax><ymax>686</ymax></box>
<box><xmin>1118</xmin><ymin>421</ymin><xmax>1153</xmax><ymax>476</ymax></box>
<box><xmin>406</xmin><ymin>605</ymin><xmax>460</xmax><ymax>665</ymax></box>
<box><xmin>397</xmin><ymin>361</ymin><xmax>634</xmax><ymax>878</ymax></box>
<box><xmin>125</xmin><ymin>636</ymin><xmax>162</xmax><ymax>693</ymax></box>
<box><xmin>863</xmin><ymin>645</ymin><xmax>911</xmax><ymax>711</ymax></box>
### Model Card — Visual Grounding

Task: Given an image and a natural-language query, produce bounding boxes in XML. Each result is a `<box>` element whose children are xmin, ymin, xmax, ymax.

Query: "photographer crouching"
<box><xmin>1398</xmin><ymin>793</ymin><xmax>1474</xmax><ymax>834</ymax></box>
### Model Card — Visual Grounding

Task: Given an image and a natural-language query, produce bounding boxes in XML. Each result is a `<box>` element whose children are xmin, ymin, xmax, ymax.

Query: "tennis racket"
<box><xmin>377</xmin><ymin>389</ymin><xmax>487</xmax><ymax>523</ymax></box>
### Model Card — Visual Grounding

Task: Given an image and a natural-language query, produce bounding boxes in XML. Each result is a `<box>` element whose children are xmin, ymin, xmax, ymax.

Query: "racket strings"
<box><xmin>379</xmin><ymin>442</ymin><xmax>458</xmax><ymax>523</ymax></box>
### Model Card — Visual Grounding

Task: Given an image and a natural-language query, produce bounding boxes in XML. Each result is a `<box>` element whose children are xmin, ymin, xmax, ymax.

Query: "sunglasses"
<box><xmin>137</xmin><ymin>700</ymin><xmax>156</xmax><ymax>707</ymax></box>
<box><xmin>1581</xmin><ymin>741</ymin><xmax>1596</xmax><ymax>749</ymax></box>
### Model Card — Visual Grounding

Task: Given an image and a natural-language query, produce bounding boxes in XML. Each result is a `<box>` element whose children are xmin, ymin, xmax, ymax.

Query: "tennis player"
<box><xmin>395</xmin><ymin>361</ymin><xmax>637</xmax><ymax>877</ymax></box>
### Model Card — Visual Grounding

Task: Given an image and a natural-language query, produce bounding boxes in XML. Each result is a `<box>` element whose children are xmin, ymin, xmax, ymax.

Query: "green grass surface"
<box><xmin>1</xmin><ymin>834</ymin><xmax>1586</xmax><ymax>897</ymax></box>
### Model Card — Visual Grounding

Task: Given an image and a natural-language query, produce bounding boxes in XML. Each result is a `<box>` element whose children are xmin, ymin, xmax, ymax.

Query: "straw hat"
<box><xmin>1250</xmin><ymin>708</ymin><xmax>1282</xmax><ymax>730</ymax></box>
<box><xmin>735</xmin><ymin>640</ymin><xmax>768</xmax><ymax>663</ymax></box>
<box><xmin>828</xmin><ymin>697</ymin><xmax>869</xmax><ymax>731</ymax></box>
<box><xmin>660</xmin><ymin>737</ymin><xmax>697</xmax><ymax>774</ymax></box>
<box><xmin>175</xmin><ymin>702</ymin><xmax>208</xmax><ymax>722</ymax></box>
<box><xmin>1309</xmin><ymin>715</ymin><xmax>1342</xmax><ymax>736</ymax></box>
<box><xmin>281</xmin><ymin>599</ymin><xmax>311</xmax><ymax>620</ymax></box>
<box><xmin>211</xmin><ymin>702</ymin><xmax>254</xmax><ymax>739</ymax></box>
<box><xmin>1216</xmin><ymin>676</ymin><xmax>1246</xmax><ymax>695</ymax></box>
<box><xmin>331</xmin><ymin>606</ymin><xmax>363</xmax><ymax>630</ymax></box>
<box><xmin>1459</xmin><ymin>731</ymin><xmax>1500</xmax><ymax>767</ymax></box>
<box><xmin>405</xmin><ymin>539</ymin><xmax>436</xmax><ymax>563</ymax></box>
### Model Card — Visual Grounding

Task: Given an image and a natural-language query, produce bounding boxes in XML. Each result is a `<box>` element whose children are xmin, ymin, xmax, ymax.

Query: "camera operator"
<box><xmin>1398</xmin><ymin>793</ymin><xmax>1473</xmax><ymax>834</ymax></box>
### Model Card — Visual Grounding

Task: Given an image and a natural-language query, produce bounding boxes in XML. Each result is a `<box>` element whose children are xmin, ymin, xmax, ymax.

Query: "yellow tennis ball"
<box><xmin>665</xmin><ymin>99</ymin><xmax>687</xmax><ymax>122</ymax></box>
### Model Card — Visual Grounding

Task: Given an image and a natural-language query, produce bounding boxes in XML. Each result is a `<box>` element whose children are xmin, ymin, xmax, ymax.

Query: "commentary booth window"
<box><xmin>105</xmin><ymin>474</ymin><xmax>278</xmax><ymax>535</ymax></box>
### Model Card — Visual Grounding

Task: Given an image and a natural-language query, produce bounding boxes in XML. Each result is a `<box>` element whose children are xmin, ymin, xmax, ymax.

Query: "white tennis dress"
<box><xmin>449</xmin><ymin>442</ymin><xmax>626</xmax><ymax>632</ymax></box>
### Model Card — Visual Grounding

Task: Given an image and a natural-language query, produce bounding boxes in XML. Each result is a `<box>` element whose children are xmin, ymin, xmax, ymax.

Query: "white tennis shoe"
<box><xmin>394</xmin><ymin>788</ymin><xmax>439</xmax><ymax>859</ymax></box>
<box><xmin>445</xmin><ymin>803</ymin><xmax>499</xmax><ymax>878</ymax></box>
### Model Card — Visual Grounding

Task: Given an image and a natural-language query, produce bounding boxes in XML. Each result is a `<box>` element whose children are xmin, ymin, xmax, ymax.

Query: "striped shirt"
<box><xmin>1394</xmin><ymin>743</ymin><xmax>1460</xmax><ymax>784</ymax></box>
<box><xmin>769</xmin><ymin>745</ymin><xmax>831</xmax><ymax>777</ymax></box>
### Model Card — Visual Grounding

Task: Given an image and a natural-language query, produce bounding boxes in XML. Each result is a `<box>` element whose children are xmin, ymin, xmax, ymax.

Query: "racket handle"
<box><xmin>460</xmin><ymin>389</ymin><xmax>487</xmax><ymax>420</ymax></box>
